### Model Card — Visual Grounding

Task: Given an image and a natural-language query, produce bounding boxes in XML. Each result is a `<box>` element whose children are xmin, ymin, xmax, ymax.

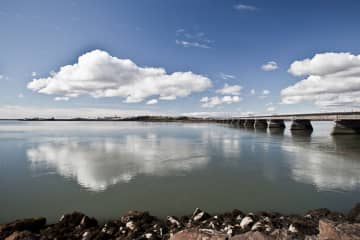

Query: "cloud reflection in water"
<box><xmin>27</xmin><ymin>134</ymin><xmax>209</xmax><ymax>191</ymax></box>
<box><xmin>282</xmin><ymin>135</ymin><xmax>360</xmax><ymax>192</ymax></box>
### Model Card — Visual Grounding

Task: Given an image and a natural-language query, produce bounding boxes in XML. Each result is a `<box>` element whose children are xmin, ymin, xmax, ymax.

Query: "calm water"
<box><xmin>1</xmin><ymin>121</ymin><xmax>360</xmax><ymax>223</ymax></box>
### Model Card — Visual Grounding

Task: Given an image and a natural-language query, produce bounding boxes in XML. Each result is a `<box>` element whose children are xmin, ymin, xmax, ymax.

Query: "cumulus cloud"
<box><xmin>282</xmin><ymin>52</ymin><xmax>360</xmax><ymax>107</ymax></box>
<box><xmin>261</xmin><ymin>61</ymin><xmax>278</xmax><ymax>71</ymax></box>
<box><xmin>216</xmin><ymin>83</ymin><xmax>242</xmax><ymax>95</ymax></box>
<box><xmin>146</xmin><ymin>99</ymin><xmax>158</xmax><ymax>105</ymax></box>
<box><xmin>27</xmin><ymin>50</ymin><xmax>212</xmax><ymax>103</ymax></box>
<box><xmin>201</xmin><ymin>95</ymin><xmax>241</xmax><ymax>108</ymax></box>
<box><xmin>31</xmin><ymin>71</ymin><xmax>37</xmax><ymax>77</ymax></box>
<box><xmin>234</xmin><ymin>3</ymin><xmax>257</xmax><ymax>11</ymax></box>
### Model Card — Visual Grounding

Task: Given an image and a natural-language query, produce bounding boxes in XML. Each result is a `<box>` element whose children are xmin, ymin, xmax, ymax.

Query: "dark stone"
<box><xmin>80</xmin><ymin>216</ymin><xmax>98</xmax><ymax>228</ymax></box>
<box><xmin>290</xmin><ymin>219</ymin><xmax>319</xmax><ymax>235</ymax></box>
<box><xmin>0</xmin><ymin>217</ymin><xmax>46</xmax><ymax>238</ymax></box>
<box><xmin>191</xmin><ymin>208</ymin><xmax>211</xmax><ymax>222</ymax></box>
<box><xmin>58</xmin><ymin>212</ymin><xmax>85</xmax><ymax>227</ymax></box>
<box><xmin>349</xmin><ymin>203</ymin><xmax>360</xmax><ymax>223</ymax></box>
<box><xmin>306</xmin><ymin>208</ymin><xmax>331</xmax><ymax>219</ymax></box>
<box><xmin>4</xmin><ymin>231</ymin><xmax>39</xmax><ymax>240</ymax></box>
<box><xmin>306</xmin><ymin>208</ymin><xmax>346</xmax><ymax>223</ymax></box>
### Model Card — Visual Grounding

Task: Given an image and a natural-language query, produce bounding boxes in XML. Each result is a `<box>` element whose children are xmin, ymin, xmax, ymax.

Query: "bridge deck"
<box><xmin>229</xmin><ymin>112</ymin><xmax>360</xmax><ymax>121</ymax></box>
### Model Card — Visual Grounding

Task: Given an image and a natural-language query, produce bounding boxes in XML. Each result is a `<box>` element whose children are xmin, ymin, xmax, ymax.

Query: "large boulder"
<box><xmin>0</xmin><ymin>217</ymin><xmax>46</xmax><ymax>232</ymax></box>
<box><xmin>58</xmin><ymin>211</ymin><xmax>85</xmax><ymax>227</ymax></box>
<box><xmin>319</xmin><ymin>219</ymin><xmax>360</xmax><ymax>240</ymax></box>
<box><xmin>348</xmin><ymin>203</ymin><xmax>360</xmax><ymax>223</ymax></box>
<box><xmin>191</xmin><ymin>208</ymin><xmax>211</xmax><ymax>223</ymax></box>
<box><xmin>4</xmin><ymin>231</ymin><xmax>38</xmax><ymax>240</ymax></box>
<box><xmin>0</xmin><ymin>217</ymin><xmax>46</xmax><ymax>239</ymax></box>
<box><xmin>231</xmin><ymin>231</ymin><xmax>274</xmax><ymax>240</ymax></box>
<box><xmin>170</xmin><ymin>228</ymin><xmax>228</xmax><ymax>240</ymax></box>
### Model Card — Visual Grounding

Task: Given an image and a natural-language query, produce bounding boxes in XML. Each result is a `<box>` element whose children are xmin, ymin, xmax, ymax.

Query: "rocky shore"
<box><xmin>1</xmin><ymin>204</ymin><xmax>360</xmax><ymax>240</ymax></box>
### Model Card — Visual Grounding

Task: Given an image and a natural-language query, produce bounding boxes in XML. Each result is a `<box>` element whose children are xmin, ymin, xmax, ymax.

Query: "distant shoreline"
<box><xmin>0</xmin><ymin>116</ymin><xmax>212</xmax><ymax>122</ymax></box>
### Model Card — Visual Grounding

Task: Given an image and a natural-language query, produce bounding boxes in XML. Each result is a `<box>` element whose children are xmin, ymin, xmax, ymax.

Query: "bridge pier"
<box><xmin>268</xmin><ymin>119</ymin><xmax>285</xmax><ymax>129</ymax></box>
<box><xmin>237</xmin><ymin>119</ymin><xmax>245</xmax><ymax>127</ymax></box>
<box><xmin>290</xmin><ymin>120</ymin><xmax>313</xmax><ymax>131</ymax></box>
<box><xmin>244</xmin><ymin>119</ymin><xmax>255</xmax><ymax>128</ymax></box>
<box><xmin>254</xmin><ymin>119</ymin><xmax>268</xmax><ymax>129</ymax></box>
<box><xmin>332</xmin><ymin>120</ymin><xmax>360</xmax><ymax>135</ymax></box>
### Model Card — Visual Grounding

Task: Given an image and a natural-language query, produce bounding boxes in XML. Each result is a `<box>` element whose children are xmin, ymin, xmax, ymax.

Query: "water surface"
<box><xmin>1</xmin><ymin>121</ymin><xmax>360</xmax><ymax>223</ymax></box>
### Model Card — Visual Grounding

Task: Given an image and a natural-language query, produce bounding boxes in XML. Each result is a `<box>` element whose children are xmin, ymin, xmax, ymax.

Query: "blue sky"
<box><xmin>1</xmin><ymin>0</ymin><xmax>360</xmax><ymax>118</ymax></box>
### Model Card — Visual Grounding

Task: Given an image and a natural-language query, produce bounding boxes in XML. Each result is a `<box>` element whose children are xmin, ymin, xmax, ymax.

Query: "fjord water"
<box><xmin>1</xmin><ymin>121</ymin><xmax>360</xmax><ymax>223</ymax></box>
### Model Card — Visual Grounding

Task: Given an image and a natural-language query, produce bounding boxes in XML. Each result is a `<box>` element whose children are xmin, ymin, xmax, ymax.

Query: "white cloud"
<box><xmin>175</xmin><ymin>40</ymin><xmax>210</xmax><ymax>49</ymax></box>
<box><xmin>258</xmin><ymin>89</ymin><xmax>270</xmax><ymax>99</ymax></box>
<box><xmin>0</xmin><ymin>74</ymin><xmax>8</xmax><ymax>80</ymax></box>
<box><xmin>54</xmin><ymin>96</ymin><xmax>69</xmax><ymax>101</ymax></box>
<box><xmin>200</xmin><ymin>96</ymin><xmax>210</xmax><ymax>103</ymax></box>
<box><xmin>261</xmin><ymin>61</ymin><xmax>278</xmax><ymax>71</ymax></box>
<box><xmin>27</xmin><ymin>50</ymin><xmax>212</xmax><ymax>103</ymax></box>
<box><xmin>176</xmin><ymin>29</ymin><xmax>185</xmax><ymax>34</ymax></box>
<box><xmin>234</xmin><ymin>3</ymin><xmax>257</xmax><ymax>11</ymax></box>
<box><xmin>201</xmin><ymin>95</ymin><xmax>241</xmax><ymax>108</ymax></box>
<box><xmin>182</xmin><ymin>111</ymin><xmax>234</xmax><ymax>118</ymax></box>
<box><xmin>250</xmin><ymin>89</ymin><xmax>256</xmax><ymax>95</ymax></box>
<box><xmin>266</xmin><ymin>106</ymin><xmax>275</xmax><ymax>112</ymax></box>
<box><xmin>182</xmin><ymin>111</ymin><xmax>253</xmax><ymax>118</ymax></box>
<box><xmin>146</xmin><ymin>99</ymin><xmax>158</xmax><ymax>105</ymax></box>
<box><xmin>222</xmin><ymin>95</ymin><xmax>241</xmax><ymax>103</ymax></box>
<box><xmin>219</xmin><ymin>72</ymin><xmax>235</xmax><ymax>80</ymax></box>
<box><xmin>216</xmin><ymin>83</ymin><xmax>242</xmax><ymax>95</ymax></box>
<box><xmin>282</xmin><ymin>52</ymin><xmax>360</xmax><ymax>108</ymax></box>
<box><xmin>262</xmin><ymin>89</ymin><xmax>270</xmax><ymax>95</ymax></box>
<box><xmin>176</xmin><ymin>30</ymin><xmax>212</xmax><ymax>49</ymax></box>
<box><xmin>31</xmin><ymin>72</ymin><xmax>37</xmax><ymax>77</ymax></box>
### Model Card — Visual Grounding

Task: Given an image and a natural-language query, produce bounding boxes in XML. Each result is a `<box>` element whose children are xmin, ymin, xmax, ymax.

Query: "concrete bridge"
<box><xmin>214</xmin><ymin>112</ymin><xmax>360</xmax><ymax>135</ymax></box>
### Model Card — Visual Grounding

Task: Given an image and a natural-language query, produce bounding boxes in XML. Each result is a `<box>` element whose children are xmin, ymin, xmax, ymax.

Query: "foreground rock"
<box><xmin>170</xmin><ymin>229</ymin><xmax>227</xmax><ymax>240</ymax></box>
<box><xmin>1</xmin><ymin>203</ymin><xmax>360</xmax><ymax>239</ymax></box>
<box><xmin>319</xmin><ymin>219</ymin><xmax>360</xmax><ymax>240</ymax></box>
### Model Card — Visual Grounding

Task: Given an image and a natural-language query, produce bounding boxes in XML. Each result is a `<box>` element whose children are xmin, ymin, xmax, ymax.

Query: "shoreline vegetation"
<box><xmin>1</xmin><ymin>204</ymin><xmax>360</xmax><ymax>240</ymax></box>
